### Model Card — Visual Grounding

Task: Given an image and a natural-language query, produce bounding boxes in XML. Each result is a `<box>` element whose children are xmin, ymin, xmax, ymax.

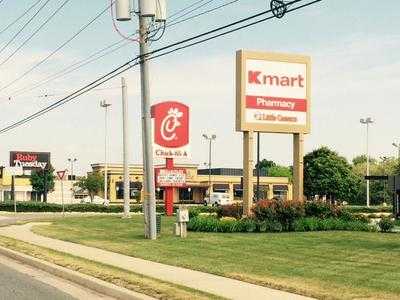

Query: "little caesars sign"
<box><xmin>10</xmin><ymin>151</ymin><xmax>50</xmax><ymax>170</ymax></box>
<box><xmin>236</xmin><ymin>50</ymin><xmax>311</xmax><ymax>215</ymax></box>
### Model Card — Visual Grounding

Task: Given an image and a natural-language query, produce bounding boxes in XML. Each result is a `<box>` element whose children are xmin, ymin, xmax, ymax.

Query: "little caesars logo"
<box><xmin>160</xmin><ymin>108</ymin><xmax>183</xmax><ymax>142</ymax></box>
<box><xmin>13</xmin><ymin>153</ymin><xmax>48</xmax><ymax>169</ymax></box>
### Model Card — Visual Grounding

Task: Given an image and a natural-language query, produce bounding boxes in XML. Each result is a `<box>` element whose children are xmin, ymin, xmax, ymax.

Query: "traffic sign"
<box><xmin>57</xmin><ymin>170</ymin><xmax>66</xmax><ymax>180</ymax></box>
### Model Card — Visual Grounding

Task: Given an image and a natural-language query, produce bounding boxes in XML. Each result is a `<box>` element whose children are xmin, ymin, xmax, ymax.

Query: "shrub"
<box><xmin>253</xmin><ymin>200</ymin><xmax>304</xmax><ymax>231</ymax></box>
<box><xmin>294</xmin><ymin>217</ymin><xmax>376</xmax><ymax>232</ymax></box>
<box><xmin>379</xmin><ymin>217</ymin><xmax>395</xmax><ymax>233</ymax></box>
<box><xmin>344</xmin><ymin>205</ymin><xmax>392</xmax><ymax>214</ymax></box>
<box><xmin>217</xmin><ymin>203</ymin><xmax>243</xmax><ymax>219</ymax></box>
<box><xmin>188</xmin><ymin>206</ymin><xmax>218</xmax><ymax>218</ymax></box>
<box><xmin>240</xmin><ymin>218</ymin><xmax>257</xmax><ymax>232</ymax></box>
<box><xmin>305</xmin><ymin>201</ymin><xmax>346</xmax><ymax>219</ymax></box>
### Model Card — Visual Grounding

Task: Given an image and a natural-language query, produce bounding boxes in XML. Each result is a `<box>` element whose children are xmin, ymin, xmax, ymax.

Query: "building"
<box><xmin>91</xmin><ymin>163</ymin><xmax>292</xmax><ymax>203</ymax></box>
<box><xmin>0</xmin><ymin>167</ymin><xmax>78</xmax><ymax>203</ymax></box>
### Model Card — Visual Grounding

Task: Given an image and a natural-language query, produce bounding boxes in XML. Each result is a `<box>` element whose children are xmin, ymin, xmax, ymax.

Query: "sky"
<box><xmin>0</xmin><ymin>0</ymin><xmax>399</xmax><ymax>175</ymax></box>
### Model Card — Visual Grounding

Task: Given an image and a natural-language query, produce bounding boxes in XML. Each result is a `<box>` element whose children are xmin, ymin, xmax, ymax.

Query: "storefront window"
<box><xmin>179</xmin><ymin>188</ymin><xmax>193</xmax><ymax>202</ymax></box>
<box><xmin>273</xmin><ymin>185</ymin><xmax>288</xmax><ymax>200</ymax></box>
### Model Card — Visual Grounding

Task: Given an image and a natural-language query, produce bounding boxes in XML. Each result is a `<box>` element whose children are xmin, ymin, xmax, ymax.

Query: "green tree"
<box><xmin>256</xmin><ymin>159</ymin><xmax>276</xmax><ymax>171</ymax></box>
<box><xmin>75</xmin><ymin>173</ymin><xmax>104</xmax><ymax>202</ymax></box>
<box><xmin>267</xmin><ymin>165</ymin><xmax>292</xmax><ymax>179</ymax></box>
<box><xmin>304</xmin><ymin>146</ymin><xmax>361</xmax><ymax>203</ymax></box>
<box><xmin>30</xmin><ymin>167</ymin><xmax>55</xmax><ymax>202</ymax></box>
<box><xmin>352</xmin><ymin>156</ymin><xmax>398</xmax><ymax>205</ymax></box>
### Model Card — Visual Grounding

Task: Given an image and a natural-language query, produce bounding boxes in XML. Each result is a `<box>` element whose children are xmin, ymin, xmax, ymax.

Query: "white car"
<box><xmin>81</xmin><ymin>196</ymin><xmax>107</xmax><ymax>205</ymax></box>
<box><xmin>204</xmin><ymin>193</ymin><xmax>233</xmax><ymax>206</ymax></box>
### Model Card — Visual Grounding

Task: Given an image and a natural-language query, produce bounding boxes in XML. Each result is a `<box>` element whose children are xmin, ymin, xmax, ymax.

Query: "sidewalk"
<box><xmin>0</xmin><ymin>223</ymin><xmax>314</xmax><ymax>300</ymax></box>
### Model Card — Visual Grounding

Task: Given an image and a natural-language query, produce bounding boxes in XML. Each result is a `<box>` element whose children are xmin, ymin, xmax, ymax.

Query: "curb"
<box><xmin>0</xmin><ymin>245</ymin><xmax>155</xmax><ymax>300</ymax></box>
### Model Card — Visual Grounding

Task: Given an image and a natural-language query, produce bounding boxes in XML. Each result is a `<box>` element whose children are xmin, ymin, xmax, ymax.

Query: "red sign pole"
<box><xmin>165</xmin><ymin>158</ymin><xmax>174</xmax><ymax>216</ymax></box>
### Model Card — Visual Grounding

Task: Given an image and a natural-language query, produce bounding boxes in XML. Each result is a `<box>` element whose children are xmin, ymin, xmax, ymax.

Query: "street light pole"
<box><xmin>360</xmin><ymin>117</ymin><xmax>374</xmax><ymax>207</ymax></box>
<box><xmin>203</xmin><ymin>134</ymin><xmax>216</xmax><ymax>196</ymax></box>
<box><xmin>101</xmin><ymin>100</ymin><xmax>111</xmax><ymax>205</ymax></box>
<box><xmin>121</xmin><ymin>77</ymin><xmax>130</xmax><ymax>218</ymax></box>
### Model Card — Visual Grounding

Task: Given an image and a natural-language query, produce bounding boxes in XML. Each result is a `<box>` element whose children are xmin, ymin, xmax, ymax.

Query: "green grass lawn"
<box><xmin>32</xmin><ymin>215</ymin><xmax>400</xmax><ymax>300</ymax></box>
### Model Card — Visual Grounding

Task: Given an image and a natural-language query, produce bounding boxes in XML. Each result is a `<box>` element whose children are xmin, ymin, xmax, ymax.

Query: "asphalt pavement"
<box><xmin>0</xmin><ymin>255</ymin><xmax>114</xmax><ymax>300</ymax></box>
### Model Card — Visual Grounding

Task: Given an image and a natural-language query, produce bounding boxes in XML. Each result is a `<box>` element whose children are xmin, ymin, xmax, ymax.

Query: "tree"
<box><xmin>267</xmin><ymin>165</ymin><xmax>292</xmax><ymax>179</ymax></box>
<box><xmin>30</xmin><ymin>166</ymin><xmax>55</xmax><ymax>202</ymax></box>
<box><xmin>256</xmin><ymin>159</ymin><xmax>276</xmax><ymax>171</ymax></box>
<box><xmin>352</xmin><ymin>156</ymin><xmax>398</xmax><ymax>205</ymax></box>
<box><xmin>304</xmin><ymin>146</ymin><xmax>361</xmax><ymax>203</ymax></box>
<box><xmin>75</xmin><ymin>173</ymin><xmax>104</xmax><ymax>202</ymax></box>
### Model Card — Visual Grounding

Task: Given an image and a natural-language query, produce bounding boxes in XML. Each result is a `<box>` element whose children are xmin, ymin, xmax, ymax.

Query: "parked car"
<box><xmin>204</xmin><ymin>192</ymin><xmax>233</xmax><ymax>206</ymax></box>
<box><xmin>81</xmin><ymin>196</ymin><xmax>107</xmax><ymax>205</ymax></box>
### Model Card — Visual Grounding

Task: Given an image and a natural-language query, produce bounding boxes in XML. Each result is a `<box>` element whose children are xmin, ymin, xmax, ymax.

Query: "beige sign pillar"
<box><xmin>243</xmin><ymin>131</ymin><xmax>254</xmax><ymax>216</ymax></box>
<box><xmin>293</xmin><ymin>133</ymin><xmax>304</xmax><ymax>201</ymax></box>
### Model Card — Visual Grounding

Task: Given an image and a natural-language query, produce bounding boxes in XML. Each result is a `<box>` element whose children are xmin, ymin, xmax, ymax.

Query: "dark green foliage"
<box><xmin>293</xmin><ymin>217</ymin><xmax>376</xmax><ymax>232</ymax></box>
<box><xmin>0</xmin><ymin>201</ymin><xmax>169</xmax><ymax>213</ymax></box>
<box><xmin>188</xmin><ymin>215</ymin><xmax>376</xmax><ymax>233</ymax></box>
<box><xmin>344</xmin><ymin>206</ymin><xmax>392</xmax><ymax>214</ymax></box>
<box><xmin>188</xmin><ymin>206</ymin><xmax>219</xmax><ymax>218</ymax></box>
<box><xmin>30</xmin><ymin>167</ymin><xmax>56</xmax><ymax>201</ymax></box>
<box><xmin>304</xmin><ymin>146</ymin><xmax>362</xmax><ymax>203</ymax></box>
<box><xmin>378</xmin><ymin>217</ymin><xmax>395</xmax><ymax>233</ymax></box>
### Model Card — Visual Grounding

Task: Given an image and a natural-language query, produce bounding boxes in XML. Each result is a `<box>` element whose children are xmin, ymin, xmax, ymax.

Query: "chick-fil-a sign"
<box><xmin>151</xmin><ymin>101</ymin><xmax>190</xmax><ymax>159</ymax></box>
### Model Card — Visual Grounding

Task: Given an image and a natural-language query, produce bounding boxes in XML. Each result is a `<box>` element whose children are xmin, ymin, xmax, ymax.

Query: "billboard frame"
<box><xmin>236</xmin><ymin>50</ymin><xmax>311</xmax><ymax>134</ymax></box>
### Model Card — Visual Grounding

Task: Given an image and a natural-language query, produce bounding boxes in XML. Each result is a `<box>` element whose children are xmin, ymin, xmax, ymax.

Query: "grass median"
<box><xmin>32</xmin><ymin>215</ymin><xmax>400</xmax><ymax>300</ymax></box>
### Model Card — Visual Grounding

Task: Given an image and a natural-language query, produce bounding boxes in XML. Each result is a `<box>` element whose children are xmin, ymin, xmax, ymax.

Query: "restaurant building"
<box><xmin>91</xmin><ymin>163</ymin><xmax>292</xmax><ymax>203</ymax></box>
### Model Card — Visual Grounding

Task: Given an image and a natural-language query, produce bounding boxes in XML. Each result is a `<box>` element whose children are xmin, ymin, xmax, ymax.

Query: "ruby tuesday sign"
<box><xmin>236</xmin><ymin>50</ymin><xmax>311</xmax><ymax>133</ymax></box>
<box><xmin>10</xmin><ymin>151</ymin><xmax>50</xmax><ymax>170</ymax></box>
<box><xmin>151</xmin><ymin>101</ymin><xmax>190</xmax><ymax>159</ymax></box>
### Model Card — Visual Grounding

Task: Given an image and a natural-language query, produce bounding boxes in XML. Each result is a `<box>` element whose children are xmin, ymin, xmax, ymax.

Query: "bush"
<box><xmin>0</xmin><ymin>201</ymin><xmax>183</xmax><ymax>214</ymax></box>
<box><xmin>252</xmin><ymin>200</ymin><xmax>304</xmax><ymax>231</ymax></box>
<box><xmin>379</xmin><ymin>217</ymin><xmax>395</xmax><ymax>233</ymax></box>
<box><xmin>304</xmin><ymin>201</ymin><xmax>347</xmax><ymax>219</ymax></box>
<box><xmin>294</xmin><ymin>217</ymin><xmax>376</xmax><ymax>232</ymax></box>
<box><xmin>188</xmin><ymin>206</ymin><xmax>218</xmax><ymax>218</ymax></box>
<box><xmin>344</xmin><ymin>205</ymin><xmax>393</xmax><ymax>214</ymax></box>
<box><xmin>216</xmin><ymin>203</ymin><xmax>243</xmax><ymax>219</ymax></box>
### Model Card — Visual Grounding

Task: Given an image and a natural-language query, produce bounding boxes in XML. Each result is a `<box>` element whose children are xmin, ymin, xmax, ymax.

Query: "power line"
<box><xmin>167</xmin><ymin>0</ymin><xmax>242</xmax><ymax>29</ymax></box>
<box><xmin>0</xmin><ymin>0</ymin><xmax>322</xmax><ymax>134</ymax></box>
<box><xmin>168</xmin><ymin>0</ymin><xmax>215</xmax><ymax>24</ymax></box>
<box><xmin>0</xmin><ymin>0</ymin><xmax>52</xmax><ymax>56</ymax></box>
<box><xmin>4</xmin><ymin>0</ymin><xmax>223</xmax><ymax>100</ymax></box>
<box><xmin>0</xmin><ymin>2</ymin><xmax>112</xmax><ymax>93</ymax></box>
<box><xmin>6</xmin><ymin>38</ymin><xmax>132</xmax><ymax>100</ymax></box>
<box><xmin>168</xmin><ymin>0</ymin><xmax>208</xmax><ymax>20</ymax></box>
<box><xmin>0</xmin><ymin>0</ymin><xmax>43</xmax><ymax>36</ymax></box>
<box><xmin>0</xmin><ymin>0</ymin><xmax>71</xmax><ymax>68</ymax></box>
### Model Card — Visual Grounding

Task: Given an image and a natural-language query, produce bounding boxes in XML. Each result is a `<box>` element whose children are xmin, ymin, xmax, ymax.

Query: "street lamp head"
<box><xmin>100</xmin><ymin>100</ymin><xmax>111</xmax><ymax>108</ymax></box>
<box><xmin>393</xmin><ymin>143</ymin><xmax>399</xmax><ymax>148</ymax></box>
<box><xmin>211</xmin><ymin>134</ymin><xmax>217</xmax><ymax>140</ymax></box>
<box><xmin>202</xmin><ymin>134</ymin><xmax>208</xmax><ymax>139</ymax></box>
<box><xmin>366</xmin><ymin>117</ymin><xmax>373</xmax><ymax>123</ymax></box>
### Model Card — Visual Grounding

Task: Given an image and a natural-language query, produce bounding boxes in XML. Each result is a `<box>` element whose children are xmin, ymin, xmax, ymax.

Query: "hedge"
<box><xmin>187</xmin><ymin>216</ymin><xmax>377</xmax><ymax>233</ymax></box>
<box><xmin>344</xmin><ymin>205</ymin><xmax>393</xmax><ymax>214</ymax></box>
<box><xmin>0</xmin><ymin>201</ymin><xmax>174</xmax><ymax>213</ymax></box>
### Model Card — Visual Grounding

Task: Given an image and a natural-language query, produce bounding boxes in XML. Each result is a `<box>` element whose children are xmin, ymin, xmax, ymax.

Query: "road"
<box><xmin>0</xmin><ymin>255</ymin><xmax>114</xmax><ymax>300</ymax></box>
